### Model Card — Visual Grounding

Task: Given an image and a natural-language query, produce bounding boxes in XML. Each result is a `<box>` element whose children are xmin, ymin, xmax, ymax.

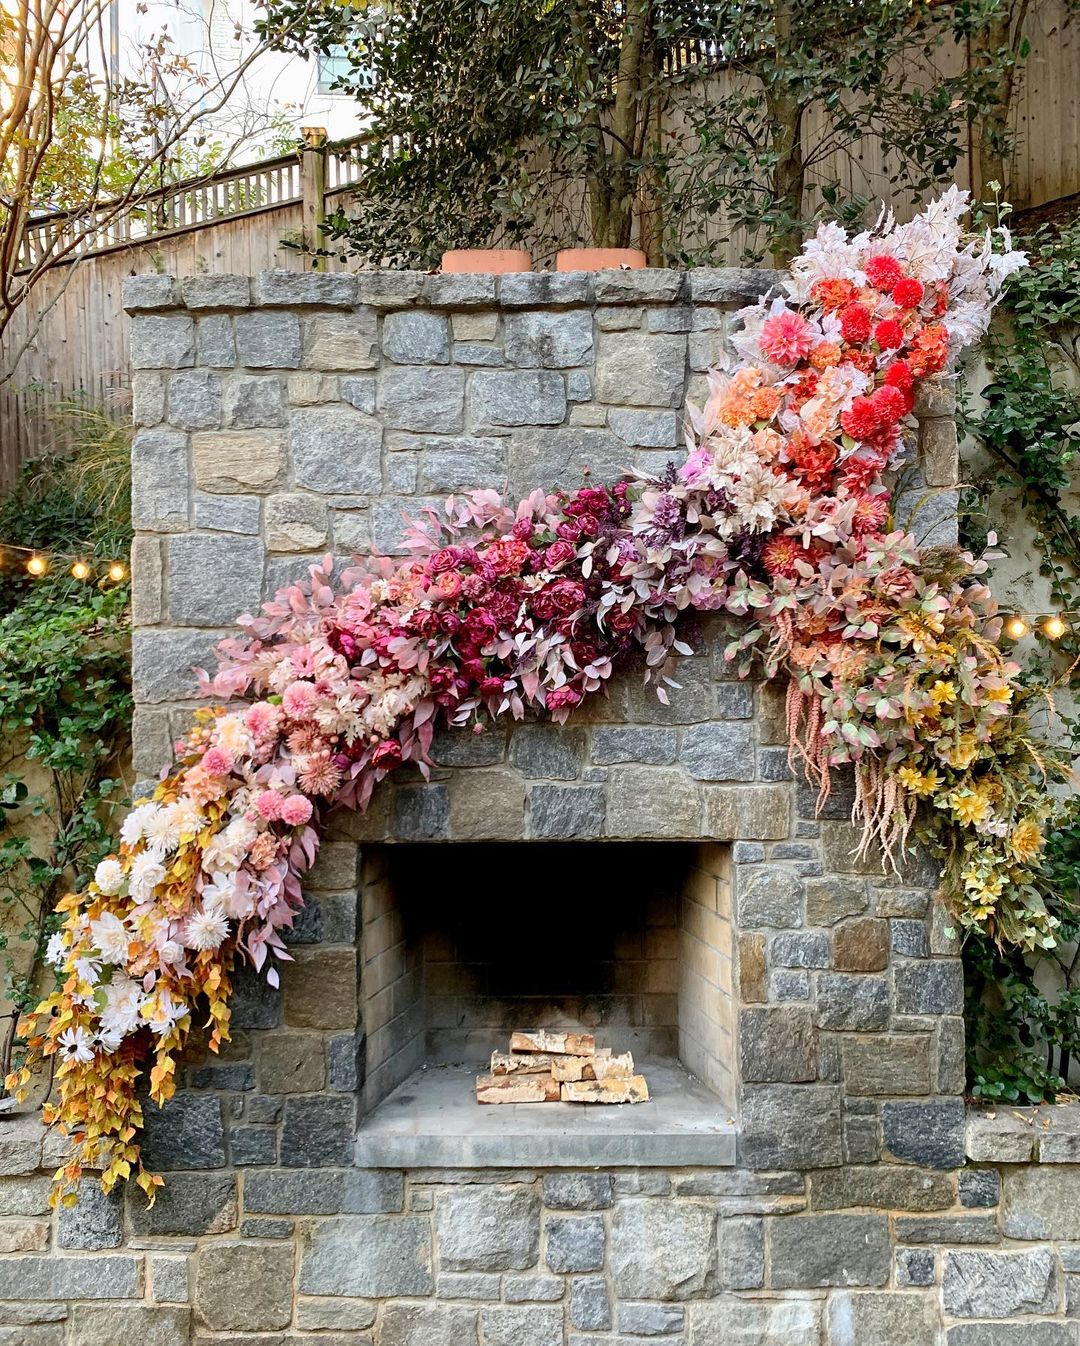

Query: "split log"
<box><xmin>561</xmin><ymin>1076</ymin><xmax>650</xmax><ymax>1104</ymax></box>
<box><xmin>490</xmin><ymin>1051</ymin><xmax>558</xmax><ymax>1075</ymax></box>
<box><xmin>476</xmin><ymin>1073</ymin><xmax>561</xmax><ymax>1104</ymax></box>
<box><xmin>592</xmin><ymin>1051</ymin><xmax>634</xmax><ymax>1080</ymax></box>
<box><xmin>551</xmin><ymin>1055</ymin><xmax>594</xmax><ymax>1083</ymax></box>
<box><xmin>510</xmin><ymin>1030</ymin><xmax>596</xmax><ymax>1056</ymax></box>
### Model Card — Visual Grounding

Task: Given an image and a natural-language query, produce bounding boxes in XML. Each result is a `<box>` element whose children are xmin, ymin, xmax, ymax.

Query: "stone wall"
<box><xmin>0</xmin><ymin>265</ymin><xmax>1030</xmax><ymax>1345</ymax></box>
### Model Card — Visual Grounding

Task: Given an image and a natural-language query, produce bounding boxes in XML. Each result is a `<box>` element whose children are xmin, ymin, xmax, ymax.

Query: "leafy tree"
<box><xmin>260</xmin><ymin>0</ymin><xmax>1027</xmax><ymax>267</ymax></box>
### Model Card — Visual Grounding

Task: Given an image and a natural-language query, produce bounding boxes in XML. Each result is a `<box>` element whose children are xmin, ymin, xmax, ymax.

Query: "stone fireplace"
<box><xmin>70</xmin><ymin>263</ymin><xmax>989</xmax><ymax>1344</ymax></box>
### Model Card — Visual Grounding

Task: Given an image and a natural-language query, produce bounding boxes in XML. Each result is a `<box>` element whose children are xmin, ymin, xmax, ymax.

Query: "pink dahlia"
<box><xmin>201</xmin><ymin>747</ymin><xmax>233</xmax><ymax>777</ymax></box>
<box><xmin>255</xmin><ymin>789</ymin><xmax>284</xmax><ymax>821</ymax></box>
<box><xmin>281</xmin><ymin>681</ymin><xmax>318</xmax><ymax>720</ymax></box>
<box><xmin>759</xmin><ymin>309</ymin><xmax>815</xmax><ymax>365</ymax></box>
<box><xmin>851</xmin><ymin>493</ymin><xmax>890</xmax><ymax>535</ymax></box>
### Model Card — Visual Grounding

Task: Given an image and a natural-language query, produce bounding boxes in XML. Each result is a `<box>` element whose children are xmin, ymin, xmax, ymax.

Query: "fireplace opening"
<box><xmin>354</xmin><ymin>841</ymin><xmax>737</xmax><ymax>1167</ymax></box>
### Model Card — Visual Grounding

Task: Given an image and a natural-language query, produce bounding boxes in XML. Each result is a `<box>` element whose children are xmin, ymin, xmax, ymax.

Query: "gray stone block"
<box><xmin>379</xmin><ymin>365</ymin><xmax>465</xmax><ymax>431</ymax></box>
<box><xmin>891</xmin><ymin>918</ymin><xmax>930</xmax><ymax>958</ymax></box>
<box><xmin>769</xmin><ymin>1214</ymin><xmax>890</xmax><ymax>1288</ymax></box>
<box><xmin>57</xmin><ymin>1183</ymin><xmax>123</xmax><ymax>1249</ymax></box>
<box><xmin>299</xmin><ymin>1214</ymin><xmax>434</xmax><ymax>1296</ymax></box>
<box><xmin>471</xmin><ymin>370</ymin><xmax>567</xmax><ymax>426</ymax></box>
<box><xmin>224</xmin><ymin>375</ymin><xmax>286</xmax><ymax>428</ymax></box>
<box><xmin>543</xmin><ymin>1172</ymin><xmax>613</xmax><ymax>1210</ymax></box>
<box><xmin>182</xmin><ymin>274</ymin><xmax>251</xmax><ymax>308</ymax></box>
<box><xmin>328</xmin><ymin>1032</ymin><xmax>363</xmax><ymax>1091</ymax></box>
<box><xmin>124</xmin><ymin>274</ymin><xmax>179</xmax><ymax>309</ymax></box>
<box><xmin>131</xmin><ymin>372</ymin><xmax>166</xmax><ymax>426</ymax></box>
<box><xmin>498</xmin><ymin>272</ymin><xmax>592</xmax><ymax>306</ymax></box>
<box><xmin>894</xmin><ymin>487</ymin><xmax>960</xmax><ymax>547</ymax></box>
<box><xmin>771</xmin><ymin>932</ymin><xmax>829</xmax><ymax>968</ymax></box>
<box><xmin>291</xmin><ymin>405</ymin><xmax>382</xmax><ymax>493</ymax></box>
<box><xmin>131</xmin><ymin>429</ymin><xmax>189</xmax><ymax>532</ymax></box>
<box><xmin>815</xmin><ymin>974</ymin><xmax>889</xmax><ymax>1031</ymax></box>
<box><xmin>739</xmin><ymin>1007</ymin><xmax>818</xmax><ymax>1083</ymax></box>
<box><xmin>946</xmin><ymin>1328</ymin><xmax>1078</xmax><ymax>1346</ymax></box>
<box><xmin>740</xmin><ymin>1084</ymin><xmax>842</xmax><ymax>1170</ymax></box>
<box><xmin>150</xmin><ymin>1254</ymin><xmax>190</xmax><ymax>1303</ymax></box>
<box><xmin>427</xmin><ymin>273</ymin><xmax>497</xmax><ymax>307</ymax></box>
<box><xmin>196</xmin><ymin>314</ymin><xmax>236</xmax><ymax>367</ymax></box>
<box><xmin>604</xmin><ymin>766</ymin><xmax>701</xmax><ymax>838</ymax></box>
<box><xmin>504</xmin><ymin>310</ymin><xmax>594</xmax><ymax>368</ymax></box>
<box><xmin>280</xmin><ymin>1096</ymin><xmax>355</xmax><ymax>1167</ymax></box>
<box><xmin>257</xmin><ymin>269</ymin><xmax>358</xmax><ymax>306</ymax></box>
<box><xmin>596</xmin><ymin>332</ymin><xmax>687</xmax><ymax>408</ymax></box>
<box><xmin>1003</xmin><ymin>1166</ymin><xmax>1080</xmax><ymax>1239</ymax></box>
<box><xmin>842</xmin><ymin>1034</ymin><xmax>931</xmax><ymax>1096</ymax></box>
<box><xmin>168</xmin><ymin>370</ymin><xmax>222</xmax><ymax>429</ymax></box>
<box><xmin>195</xmin><ymin>1242</ymin><xmax>293</xmax><ymax>1331</ymax></box>
<box><xmin>895</xmin><ymin>1245</ymin><xmax>936</xmax><ymax>1287</ymax></box>
<box><xmin>357</xmin><ymin>271</ymin><xmax>427</xmax><ymax>306</ymax></box>
<box><xmin>895</xmin><ymin>1215</ymin><xmax>998</xmax><ymax>1244</ymax></box>
<box><xmin>509</xmin><ymin>725</ymin><xmax>585</xmax><ymax>779</ymax></box>
<box><xmin>805</xmin><ymin>877</ymin><xmax>868</xmax><ymax>926</ymax></box>
<box><xmin>66</xmin><ymin>1306</ymin><xmax>190</xmax><ymax>1346</ymax></box>
<box><xmin>0</xmin><ymin>1255</ymin><xmax>141</xmax><ymax>1299</ymax></box>
<box><xmin>341</xmin><ymin>374</ymin><xmax>377</xmax><ymax>412</ymax></box>
<box><xmin>736</xmin><ymin>868</ymin><xmax>804</xmax><ymax>929</ymax></box>
<box><xmin>128</xmin><ymin>1172</ymin><xmax>237</xmax><ymax>1237</ymax></box>
<box><xmin>894</xmin><ymin>959</ymin><xmax>964</xmax><ymax>1015</ymax></box>
<box><xmin>942</xmin><ymin>1246</ymin><xmax>1056</xmax><ymax>1317</ymax></box>
<box><xmin>230</xmin><ymin>1127</ymin><xmax>277</xmax><ymax>1166</ymax></box>
<box><xmin>503</xmin><ymin>1274</ymin><xmax>565</xmax><ymax>1303</ymax></box>
<box><xmin>508</xmin><ymin>427</ymin><xmax>627</xmax><ymax>497</ymax></box>
<box><xmin>826</xmin><ymin>1291</ymin><xmax>938</xmax><ymax>1346</ymax></box>
<box><xmin>691</xmin><ymin>1297</ymin><xmax>822</xmax><ymax>1345</ymax></box>
<box><xmin>481</xmin><ymin>1305</ymin><xmax>564</xmax><ymax>1346</ymax></box>
<box><xmin>437</xmin><ymin>1272</ymin><xmax>502</xmax><ymax>1300</ymax></box>
<box><xmin>235</xmin><ymin>310</ymin><xmax>302</xmax><ymax>367</ymax></box>
<box><xmin>592</xmin><ymin>269</ymin><xmax>682</xmax><ymax>303</ymax></box>
<box><xmin>607</xmin><ymin>408</ymin><xmax>679</xmax><ymax>447</ymax></box>
<box><xmin>436</xmin><ymin>1186</ymin><xmax>541</xmax><ymax>1272</ymax></box>
<box><xmin>391</xmin><ymin>784</ymin><xmax>450</xmax><ymax>839</ymax></box>
<box><xmin>266</xmin><ymin>492</ymin><xmax>330</xmax><ymax>551</ymax></box>
<box><xmin>230</xmin><ymin>967</ymin><xmax>282</xmax><ymax>1029</ymax></box>
<box><xmin>131</xmin><ymin>312</ymin><xmax>196</xmax><ymax>368</ymax></box>
<box><xmin>959</xmin><ymin>1168</ymin><xmax>1000</xmax><ymax>1209</ymax></box>
<box><xmin>681</xmin><ymin>722</ymin><xmax>755</xmax><ymax>780</ymax></box>
<box><xmin>419</xmin><ymin>439</ymin><xmax>507</xmax><ymax>493</ymax></box>
<box><xmin>570</xmin><ymin>1276</ymin><xmax>610</xmax><ymax>1330</ymax></box>
<box><xmin>882</xmin><ymin>1099</ymin><xmax>966</xmax><ymax>1169</ymax></box>
<box><xmin>240</xmin><ymin>1216</ymin><xmax>293</xmax><ymax>1238</ymax></box>
<box><xmin>380</xmin><ymin>1302</ymin><xmax>479</xmax><ymax>1346</ymax></box>
<box><xmin>166</xmin><ymin>533</ymin><xmax>264</xmax><ymax>625</ymax></box>
<box><xmin>141</xmin><ymin>1092</ymin><xmax>225</xmax><ymax>1169</ymax></box>
<box><xmin>526</xmin><ymin>784</ymin><xmax>604</xmax><ymax>839</ymax></box>
<box><xmin>591</xmin><ymin>727</ymin><xmax>677</xmax><ymax>765</ymax></box>
<box><xmin>546</xmin><ymin>1214</ymin><xmax>605</xmax><ymax>1273</ymax></box>
<box><xmin>610</xmin><ymin>1198</ymin><xmax>718</xmax><ymax>1300</ymax></box>
<box><xmin>384</xmin><ymin>310</ymin><xmax>450</xmax><ymax>364</ymax></box>
<box><xmin>618</xmin><ymin>1302</ymin><xmax>686</xmax><ymax>1335</ymax></box>
<box><xmin>689</xmin><ymin>267</ymin><xmax>778</xmax><ymax>303</ymax></box>
<box><xmin>718</xmin><ymin>1215</ymin><xmax>764</xmax><ymax>1290</ymax></box>
<box><xmin>244</xmin><ymin>1168</ymin><xmax>402</xmax><ymax>1215</ymax></box>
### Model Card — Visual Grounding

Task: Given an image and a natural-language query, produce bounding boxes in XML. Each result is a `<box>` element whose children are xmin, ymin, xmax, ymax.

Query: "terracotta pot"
<box><xmin>555</xmin><ymin>247</ymin><xmax>647</xmax><ymax>272</ymax></box>
<box><xmin>441</xmin><ymin>248</ymin><xmax>532</xmax><ymax>275</ymax></box>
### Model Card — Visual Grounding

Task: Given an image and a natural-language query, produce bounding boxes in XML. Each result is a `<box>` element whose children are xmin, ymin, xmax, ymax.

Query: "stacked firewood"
<box><xmin>475</xmin><ymin>1030</ymin><xmax>650</xmax><ymax>1104</ymax></box>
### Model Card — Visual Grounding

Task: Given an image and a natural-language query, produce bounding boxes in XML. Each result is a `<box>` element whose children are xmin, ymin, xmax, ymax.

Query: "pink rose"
<box><xmin>432</xmin><ymin>571</ymin><xmax>463</xmax><ymax>602</ymax></box>
<box><xmin>428</xmin><ymin>547</ymin><xmax>459</xmax><ymax>574</ymax></box>
<box><xmin>545</xmin><ymin>540</ymin><xmax>576</xmax><ymax>569</ymax></box>
<box><xmin>280</xmin><ymin>795</ymin><xmax>313</xmax><ymax>827</ymax></box>
<box><xmin>372</xmin><ymin>740</ymin><xmax>403</xmax><ymax>770</ymax></box>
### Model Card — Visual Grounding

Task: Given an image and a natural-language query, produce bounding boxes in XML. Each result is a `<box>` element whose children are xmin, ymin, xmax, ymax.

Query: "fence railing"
<box><xmin>16</xmin><ymin>137</ymin><xmax>366</xmax><ymax>273</ymax></box>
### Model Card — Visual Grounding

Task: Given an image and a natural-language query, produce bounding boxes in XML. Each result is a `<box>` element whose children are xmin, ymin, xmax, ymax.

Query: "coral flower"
<box><xmin>759</xmin><ymin>309</ymin><xmax>815</xmax><ymax>365</ymax></box>
<box><xmin>864</xmin><ymin>254</ymin><xmax>904</xmax><ymax>292</ymax></box>
<box><xmin>874</xmin><ymin>319</ymin><xmax>905</xmax><ymax>350</ymax></box>
<box><xmin>839</xmin><ymin>301</ymin><xmax>872</xmax><ymax>344</ymax></box>
<box><xmin>892</xmin><ymin>277</ymin><xmax>925</xmax><ymax>309</ymax></box>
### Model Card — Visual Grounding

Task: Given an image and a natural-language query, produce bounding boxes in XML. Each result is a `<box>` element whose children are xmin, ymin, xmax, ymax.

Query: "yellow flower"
<box><xmin>1008</xmin><ymin>818</ymin><xmax>1043</xmax><ymax>864</ymax></box>
<box><xmin>949</xmin><ymin>789</ymin><xmax>992</xmax><ymax>827</ymax></box>
<box><xmin>938</xmin><ymin>733</ymin><xmax>979</xmax><ymax>770</ymax></box>
<box><xmin>930</xmin><ymin>679</ymin><xmax>957</xmax><ymax>706</ymax></box>
<box><xmin>897</xmin><ymin>613</ymin><xmax>945</xmax><ymax>653</ymax></box>
<box><xmin>897</xmin><ymin>765</ymin><xmax>942</xmax><ymax>797</ymax></box>
<box><xmin>986</xmin><ymin>685</ymin><xmax>1013</xmax><ymax>705</ymax></box>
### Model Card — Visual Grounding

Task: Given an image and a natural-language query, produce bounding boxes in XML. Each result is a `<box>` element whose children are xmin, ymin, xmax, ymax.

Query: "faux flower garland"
<box><xmin>9</xmin><ymin>189</ymin><xmax>1068</xmax><ymax>1205</ymax></box>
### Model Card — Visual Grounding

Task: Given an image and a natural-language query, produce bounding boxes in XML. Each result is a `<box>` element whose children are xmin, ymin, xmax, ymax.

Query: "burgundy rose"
<box><xmin>460</xmin><ymin>658</ymin><xmax>487</xmax><ymax>682</ymax></box>
<box><xmin>412</xmin><ymin>608</ymin><xmax>442</xmax><ymax>637</ymax></box>
<box><xmin>440</xmin><ymin>612</ymin><xmax>463</xmax><ymax>635</ymax></box>
<box><xmin>372</xmin><ymin>740</ymin><xmax>403</xmax><ymax>770</ymax></box>
<box><xmin>545</xmin><ymin>540</ymin><xmax>576</xmax><ymax>569</ymax></box>
<box><xmin>556</xmin><ymin>520</ymin><xmax>582</xmax><ymax>543</ymax></box>
<box><xmin>577</xmin><ymin>513</ymin><xmax>600</xmax><ymax>537</ymax></box>
<box><xmin>531</xmin><ymin>591</ymin><xmax>557</xmax><ymax>621</ymax></box>
<box><xmin>608</xmin><ymin>607</ymin><xmax>638</xmax><ymax>633</ymax></box>
<box><xmin>428</xmin><ymin>547</ymin><xmax>460</xmax><ymax>575</ymax></box>
<box><xmin>551</xmin><ymin>580</ymin><xmax>586</xmax><ymax>615</ymax></box>
<box><xmin>429</xmin><ymin>666</ymin><xmax>456</xmax><ymax>691</ymax></box>
<box><xmin>479</xmin><ymin>676</ymin><xmax>504</xmax><ymax>695</ymax></box>
<box><xmin>465</xmin><ymin>609</ymin><xmax>498</xmax><ymax>640</ymax></box>
<box><xmin>512</xmin><ymin>517</ymin><xmax>534</xmax><ymax>541</ymax></box>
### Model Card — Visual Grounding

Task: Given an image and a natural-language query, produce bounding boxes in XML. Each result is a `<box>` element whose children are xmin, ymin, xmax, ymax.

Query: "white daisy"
<box><xmin>93</xmin><ymin>1026</ymin><xmax>124</xmax><ymax>1054</ymax></box>
<box><xmin>142</xmin><ymin>989</ymin><xmax>187</xmax><ymax>1036</ymax></box>
<box><xmin>45</xmin><ymin>932</ymin><xmax>67</xmax><ymax>968</ymax></box>
<box><xmin>57</xmin><ymin>1026</ymin><xmax>95</xmax><ymax>1063</ymax></box>
<box><xmin>93</xmin><ymin>858</ymin><xmax>125</xmax><ymax>896</ymax></box>
<box><xmin>143</xmin><ymin>806</ymin><xmax>184</xmax><ymax>858</ymax></box>
<box><xmin>74</xmin><ymin>955</ymin><xmax>102</xmax><ymax>986</ymax></box>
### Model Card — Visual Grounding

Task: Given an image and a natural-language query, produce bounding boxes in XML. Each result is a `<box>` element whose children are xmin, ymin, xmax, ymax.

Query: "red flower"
<box><xmin>874</xmin><ymin>319</ymin><xmax>904</xmax><ymax>350</ymax></box>
<box><xmin>427</xmin><ymin>547</ymin><xmax>459</xmax><ymax>574</ymax></box>
<box><xmin>839</xmin><ymin>302</ymin><xmax>872</xmax><ymax>344</ymax></box>
<box><xmin>787</xmin><ymin>432</ymin><xmax>838</xmax><ymax>491</ymax></box>
<box><xmin>872</xmin><ymin>384</ymin><xmax>908</xmax><ymax>427</ymax></box>
<box><xmin>550</xmin><ymin>579</ymin><xmax>586</xmax><ymax>615</ymax></box>
<box><xmin>883</xmin><ymin>359</ymin><xmax>914</xmax><ymax>392</ymax></box>
<box><xmin>608</xmin><ymin>607</ymin><xmax>639</xmax><ymax>633</ymax></box>
<box><xmin>545</xmin><ymin>540</ymin><xmax>576</xmax><ymax>569</ymax></box>
<box><xmin>840</xmin><ymin>395</ymin><xmax>879</xmax><ymax>441</ymax></box>
<box><xmin>864</xmin><ymin>254</ymin><xmax>904</xmax><ymax>292</ymax></box>
<box><xmin>892</xmin><ymin>277</ymin><xmax>925</xmax><ymax>309</ymax></box>
<box><xmin>372</xmin><ymin>740</ymin><xmax>403</xmax><ymax>770</ymax></box>
<box><xmin>762</xmin><ymin>534</ymin><xmax>814</xmax><ymax>580</ymax></box>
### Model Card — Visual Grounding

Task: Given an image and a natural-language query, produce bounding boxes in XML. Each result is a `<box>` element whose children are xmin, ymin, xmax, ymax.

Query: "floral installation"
<box><xmin>8</xmin><ymin>188</ymin><xmax>1066</xmax><ymax>1205</ymax></box>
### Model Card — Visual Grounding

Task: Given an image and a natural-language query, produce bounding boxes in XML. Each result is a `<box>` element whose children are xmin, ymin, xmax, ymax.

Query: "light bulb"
<box><xmin>70</xmin><ymin>560</ymin><xmax>92</xmax><ymax>581</ymax></box>
<box><xmin>1044</xmin><ymin>615</ymin><xmax>1067</xmax><ymax>640</ymax></box>
<box><xmin>1004</xmin><ymin>615</ymin><xmax>1028</xmax><ymax>640</ymax></box>
<box><xmin>25</xmin><ymin>554</ymin><xmax>48</xmax><ymax>577</ymax></box>
<box><xmin>106</xmin><ymin>561</ymin><xmax>127</xmax><ymax>583</ymax></box>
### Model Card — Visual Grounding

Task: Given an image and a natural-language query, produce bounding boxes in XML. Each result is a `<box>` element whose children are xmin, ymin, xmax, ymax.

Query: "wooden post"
<box><xmin>300</xmin><ymin>126</ymin><xmax>328</xmax><ymax>270</ymax></box>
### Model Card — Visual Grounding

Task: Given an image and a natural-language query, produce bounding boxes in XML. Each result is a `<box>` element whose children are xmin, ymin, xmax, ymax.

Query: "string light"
<box><xmin>70</xmin><ymin>560</ymin><xmax>92</xmax><ymax>581</ymax></box>
<box><xmin>1044</xmin><ymin>615</ymin><xmax>1068</xmax><ymax>640</ymax></box>
<box><xmin>25</xmin><ymin>554</ymin><xmax>48</xmax><ymax>577</ymax></box>
<box><xmin>106</xmin><ymin>561</ymin><xmax>127</xmax><ymax>583</ymax></box>
<box><xmin>1004</xmin><ymin>615</ymin><xmax>1029</xmax><ymax>640</ymax></box>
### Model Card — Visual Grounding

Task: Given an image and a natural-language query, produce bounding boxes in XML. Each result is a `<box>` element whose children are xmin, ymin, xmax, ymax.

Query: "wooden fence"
<box><xmin>0</xmin><ymin>0</ymin><xmax>1077</xmax><ymax>488</ymax></box>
